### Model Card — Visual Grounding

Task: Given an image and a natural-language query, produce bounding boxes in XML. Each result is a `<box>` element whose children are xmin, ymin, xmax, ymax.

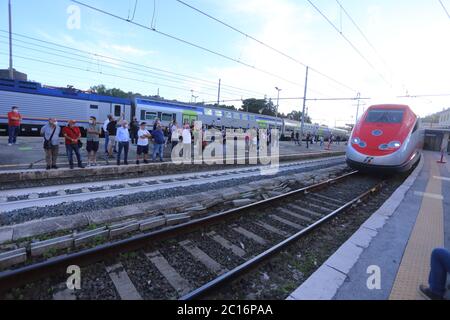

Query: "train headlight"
<box><xmin>352</xmin><ymin>137</ymin><xmax>361</xmax><ymax>145</ymax></box>
<box><xmin>388</xmin><ymin>141</ymin><xmax>402</xmax><ymax>149</ymax></box>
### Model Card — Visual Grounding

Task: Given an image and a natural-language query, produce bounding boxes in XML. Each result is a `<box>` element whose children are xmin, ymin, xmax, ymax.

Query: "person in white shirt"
<box><xmin>182</xmin><ymin>124</ymin><xmax>192</xmax><ymax>161</ymax></box>
<box><xmin>116</xmin><ymin>121</ymin><xmax>131</xmax><ymax>166</ymax></box>
<box><xmin>103</xmin><ymin>115</ymin><xmax>112</xmax><ymax>155</ymax></box>
<box><xmin>136</xmin><ymin>122</ymin><xmax>152</xmax><ymax>165</ymax></box>
<box><xmin>171</xmin><ymin>121</ymin><xmax>180</xmax><ymax>150</ymax></box>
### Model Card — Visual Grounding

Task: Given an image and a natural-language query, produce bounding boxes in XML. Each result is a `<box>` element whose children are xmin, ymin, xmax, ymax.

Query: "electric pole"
<box><xmin>355</xmin><ymin>92</ymin><xmax>361</xmax><ymax>124</ymax></box>
<box><xmin>275</xmin><ymin>87</ymin><xmax>282</xmax><ymax>129</ymax></box>
<box><xmin>300</xmin><ymin>66</ymin><xmax>309</xmax><ymax>146</ymax></box>
<box><xmin>8</xmin><ymin>0</ymin><xmax>14</xmax><ymax>80</ymax></box>
<box><xmin>217</xmin><ymin>79</ymin><xmax>221</xmax><ymax>106</ymax></box>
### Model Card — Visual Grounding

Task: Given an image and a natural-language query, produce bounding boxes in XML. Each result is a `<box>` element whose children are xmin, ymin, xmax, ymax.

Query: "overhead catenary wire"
<box><xmin>205</xmin><ymin>96</ymin><xmax>371</xmax><ymax>104</ymax></box>
<box><xmin>0</xmin><ymin>37</ymin><xmax>260</xmax><ymax>99</ymax></box>
<box><xmin>335</xmin><ymin>0</ymin><xmax>392</xmax><ymax>74</ymax></box>
<box><xmin>174</xmin><ymin>0</ymin><xmax>357</xmax><ymax>93</ymax></box>
<box><xmin>0</xmin><ymin>52</ymin><xmax>240</xmax><ymax>100</ymax></box>
<box><xmin>439</xmin><ymin>0</ymin><xmax>450</xmax><ymax>20</ymax></box>
<box><xmin>307</xmin><ymin>0</ymin><xmax>393</xmax><ymax>88</ymax></box>
<box><xmin>70</xmin><ymin>0</ymin><xmax>305</xmax><ymax>88</ymax></box>
<box><xmin>0</xmin><ymin>30</ymin><xmax>266</xmax><ymax>98</ymax></box>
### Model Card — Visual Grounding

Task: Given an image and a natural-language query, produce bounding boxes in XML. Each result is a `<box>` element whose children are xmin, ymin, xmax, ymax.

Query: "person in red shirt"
<box><xmin>7</xmin><ymin>106</ymin><xmax>22</xmax><ymax>146</ymax></box>
<box><xmin>62</xmin><ymin>120</ymin><xmax>85</xmax><ymax>169</ymax></box>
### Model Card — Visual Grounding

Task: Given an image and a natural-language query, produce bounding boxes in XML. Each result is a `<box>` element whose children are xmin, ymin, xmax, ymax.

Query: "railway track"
<box><xmin>0</xmin><ymin>156</ymin><xmax>345</xmax><ymax>213</ymax></box>
<box><xmin>0</xmin><ymin>171</ymin><xmax>385</xmax><ymax>300</ymax></box>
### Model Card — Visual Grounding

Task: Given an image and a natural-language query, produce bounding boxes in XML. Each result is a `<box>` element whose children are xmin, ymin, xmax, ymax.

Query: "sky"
<box><xmin>0</xmin><ymin>0</ymin><xmax>449</xmax><ymax>128</ymax></box>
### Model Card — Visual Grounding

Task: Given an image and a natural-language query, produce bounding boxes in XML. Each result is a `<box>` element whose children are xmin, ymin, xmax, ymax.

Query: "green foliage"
<box><xmin>240</xmin><ymin>98</ymin><xmax>276</xmax><ymax>116</ymax></box>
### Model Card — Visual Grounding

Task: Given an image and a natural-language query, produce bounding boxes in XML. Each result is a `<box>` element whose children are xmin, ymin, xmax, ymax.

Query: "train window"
<box><xmin>145</xmin><ymin>112</ymin><xmax>157</xmax><ymax>121</ymax></box>
<box><xmin>90</xmin><ymin>105</ymin><xmax>99</xmax><ymax>110</ymax></box>
<box><xmin>215</xmin><ymin>110</ymin><xmax>223</xmax><ymax>117</ymax></box>
<box><xmin>366</xmin><ymin>109</ymin><xmax>404</xmax><ymax>124</ymax></box>
<box><xmin>114</xmin><ymin>105</ymin><xmax>122</xmax><ymax>117</ymax></box>
<box><xmin>173</xmin><ymin>113</ymin><xmax>177</xmax><ymax>122</ymax></box>
<box><xmin>204</xmin><ymin>109</ymin><xmax>213</xmax><ymax>116</ymax></box>
<box><xmin>243</xmin><ymin>115</ymin><xmax>249</xmax><ymax>121</ymax></box>
<box><xmin>412</xmin><ymin>121</ymin><xmax>419</xmax><ymax>133</ymax></box>
<box><xmin>140</xmin><ymin>110</ymin><xmax>146</xmax><ymax>121</ymax></box>
<box><xmin>250</xmin><ymin>115</ymin><xmax>255</xmax><ymax>121</ymax></box>
<box><xmin>162</xmin><ymin>113</ymin><xmax>173</xmax><ymax>122</ymax></box>
<box><xmin>233</xmin><ymin>113</ymin><xmax>241</xmax><ymax>120</ymax></box>
<box><xmin>225</xmin><ymin>112</ymin><xmax>232</xmax><ymax>118</ymax></box>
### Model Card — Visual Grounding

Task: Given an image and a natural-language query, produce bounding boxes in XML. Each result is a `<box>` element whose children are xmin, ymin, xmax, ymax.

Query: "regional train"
<box><xmin>0</xmin><ymin>78</ymin><xmax>349</xmax><ymax>140</ymax></box>
<box><xmin>346</xmin><ymin>104</ymin><xmax>424</xmax><ymax>173</ymax></box>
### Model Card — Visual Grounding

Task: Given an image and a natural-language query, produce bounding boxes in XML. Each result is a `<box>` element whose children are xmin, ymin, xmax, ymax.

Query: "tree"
<box><xmin>286</xmin><ymin>110</ymin><xmax>312</xmax><ymax>124</ymax></box>
<box><xmin>90</xmin><ymin>85</ymin><xmax>130</xmax><ymax>98</ymax></box>
<box><xmin>240</xmin><ymin>98</ymin><xmax>277</xmax><ymax>116</ymax></box>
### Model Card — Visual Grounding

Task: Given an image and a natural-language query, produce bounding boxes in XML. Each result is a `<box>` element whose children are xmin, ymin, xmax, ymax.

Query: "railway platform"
<box><xmin>0</xmin><ymin>136</ymin><xmax>347</xmax><ymax>172</ymax></box>
<box><xmin>288</xmin><ymin>151</ymin><xmax>450</xmax><ymax>300</ymax></box>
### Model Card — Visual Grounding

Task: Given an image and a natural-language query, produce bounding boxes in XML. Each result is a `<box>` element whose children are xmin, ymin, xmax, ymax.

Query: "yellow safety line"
<box><xmin>389</xmin><ymin>158</ymin><xmax>445</xmax><ymax>300</ymax></box>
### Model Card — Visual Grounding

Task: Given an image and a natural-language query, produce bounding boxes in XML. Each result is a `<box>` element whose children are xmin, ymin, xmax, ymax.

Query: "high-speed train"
<box><xmin>346</xmin><ymin>104</ymin><xmax>424</xmax><ymax>173</ymax></box>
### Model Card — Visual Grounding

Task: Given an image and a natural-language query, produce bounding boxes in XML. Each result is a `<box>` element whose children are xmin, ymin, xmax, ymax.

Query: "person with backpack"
<box><xmin>63</xmin><ymin>120</ymin><xmax>84</xmax><ymax>169</ymax></box>
<box><xmin>41</xmin><ymin>118</ymin><xmax>61</xmax><ymax>170</ymax></box>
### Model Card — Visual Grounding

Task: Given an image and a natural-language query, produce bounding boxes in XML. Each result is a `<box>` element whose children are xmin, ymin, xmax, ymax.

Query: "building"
<box><xmin>0</xmin><ymin>69</ymin><xmax>28</xmax><ymax>81</ymax></box>
<box><xmin>424</xmin><ymin>109</ymin><xmax>450</xmax><ymax>153</ymax></box>
<box><xmin>439</xmin><ymin>108</ymin><xmax>450</xmax><ymax>126</ymax></box>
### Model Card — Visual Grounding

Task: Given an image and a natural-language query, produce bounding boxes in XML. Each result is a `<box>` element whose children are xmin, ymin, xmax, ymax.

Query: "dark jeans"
<box><xmin>429</xmin><ymin>248</ymin><xmax>450</xmax><ymax>297</ymax></box>
<box><xmin>66</xmin><ymin>144</ymin><xmax>83</xmax><ymax>167</ymax></box>
<box><xmin>8</xmin><ymin>126</ymin><xmax>20</xmax><ymax>144</ymax></box>
<box><xmin>131</xmin><ymin>131</ymin><xmax>138</xmax><ymax>144</ymax></box>
<box><xmin>153</xmin><ymin>143</ymin><xmax>164</xmax><ymax>161</ymax></box>
<box><xmin>104</xmin><ymin>132</ymin><xmax>109</xmax><ymax>154</ymax></box>
<box><xmin>117</xmin><ymin>142</ymin><xmax>130</xmax><ymax>164</ymax></box>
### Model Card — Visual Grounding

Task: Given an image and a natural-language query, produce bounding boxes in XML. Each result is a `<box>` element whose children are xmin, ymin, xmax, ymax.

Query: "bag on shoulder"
<box><xmin>44</xmin><ymin>127</ymin><xmax>57</xmax><ymax>150</ymax></box>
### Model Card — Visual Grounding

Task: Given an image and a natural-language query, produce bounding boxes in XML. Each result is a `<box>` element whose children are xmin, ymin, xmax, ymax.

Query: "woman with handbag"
<box><xmin>40</xmin><ymin>118</ymin><xmax>61</xmax><ymax>170</ymax></box>
<box><xmin>63</xmin><ymin>120</ymin><xmax>85</xmax><ymax>169</ymax></box>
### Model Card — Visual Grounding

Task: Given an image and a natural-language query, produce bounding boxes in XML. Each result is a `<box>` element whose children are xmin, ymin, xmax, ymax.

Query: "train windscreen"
<box><xmin>365</xmin><ymin>109</ymin><xmax>405</xmax><ymax>123</ymax></box>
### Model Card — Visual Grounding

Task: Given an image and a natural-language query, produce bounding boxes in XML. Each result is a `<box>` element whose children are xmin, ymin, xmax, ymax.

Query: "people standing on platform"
<box><xmin>63</xmin><ymin>120</ymin><xmax>84</xmax><ymax>169</ymax></box>
<box><xmin>152</xmin><ymin>125</ymin><xmax>165</xmax><ymax>162</ymax></box>
<box><xmin>130</xmin><ymin>117</ymin><xmax>139</xmax><ymax>145</ymax></box>
<box><xmin>320</xmin><ymin>135</ymin><xmax>325</xmax><ymax>147</ymax></box>
<box><xmin>306</xmin><ymin>132</ymin><xmax>311</xmax><ymax>149</ymax></box>
<box><xmin>171</xmin><ymin>121</ymin><xmax>179</xmax><ymax>150</ymax></box>
<box><xmin>106</xmin><ymin>115</ymin><xmax>120</xmax><ymax>158</ymax></box>
<box><xmin>7</xmin><ymin>106</ymin><xmax>22</xmax><ymax>146</ymax></box>
<box><xmin>419</xmin><ymin>248</ymin><xmax>450</xmax><ymax>300</ymax></box>
<box><xmin>295</xmin><ymin>132</ymin><xmax>300</xmax><ymax>145</ymax></box>
<box><xmin>103</xmin><ymin>115</ymin><xmax>112</xmax><ymax>155</ymax></box>
<box><xmin>136</xmin><ymin>122</ymin><xmax>151</xmax><ymax>165</ymax></box>
<box><xmin>86</xmin><ymin>117</ymin><xmax>102</xmax><ymax>167</ymax></box>
<box><xmin>153</xmin><ymin>118</ymin><xmax>161</xmax><ymax>131</ymax></box>
<box><xmin>291</xmin><ymin>132</ymin><xmax>295</xmax><ymax>144</ymax></box>
<box><xmin>182</xmin><ymin>124</ymin><xmax>192</xmax><ymax>161</ymax></box>
<box><xmin>116</xmin><ymin>120</ymin><xmax>130</xmax><ymax>166</ymax></box>
<box><xmin>337</xmin><ymin>136</ymin><xmax>341</xmax><ymax>145</ymax></box>
<box><xmin>41</xmin><ymin>118</ymin><xmax>61</xmax><ymax>170</ymax></box>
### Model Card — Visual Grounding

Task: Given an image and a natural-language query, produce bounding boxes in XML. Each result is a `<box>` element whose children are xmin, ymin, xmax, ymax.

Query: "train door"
<box><xmin>182</xmin><ymin>111</ymin><xmax>198</xmax><ymax>126</ymax></box>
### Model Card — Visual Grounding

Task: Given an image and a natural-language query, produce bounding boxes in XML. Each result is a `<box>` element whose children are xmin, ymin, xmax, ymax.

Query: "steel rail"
<box><xmin>0</xmin><ymin>171</ymin><xmax>359</xmax><ymax>294</ymax></box>
<box><xmin>180</xmin><ymin>179</ymin><xmax>384</xmax><ymax>300</ymax></box>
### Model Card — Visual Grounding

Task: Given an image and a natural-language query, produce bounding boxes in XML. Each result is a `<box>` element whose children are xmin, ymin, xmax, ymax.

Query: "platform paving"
<box><xmin>289</xmin><ymin>151</ymin><xmax>450</xmax><ymax>300</ymax></box>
